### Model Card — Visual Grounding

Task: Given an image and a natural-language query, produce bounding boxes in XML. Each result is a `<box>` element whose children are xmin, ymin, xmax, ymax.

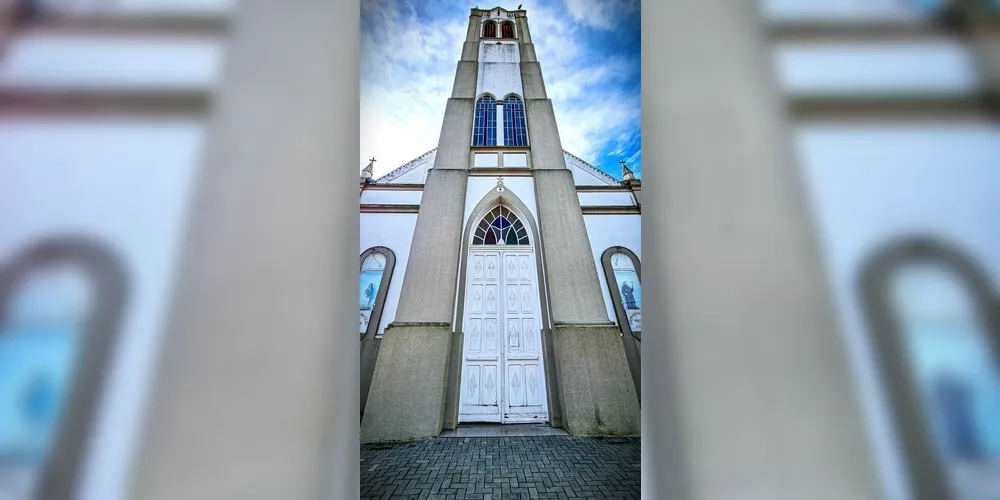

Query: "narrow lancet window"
<box><xmin>502</xmin><ymin>96</ymin><xmax>528</xmax><ymax>147</ymax></box>
<box><xmin>473</xmin><ymin>95</ymin><xmax>498</xmax><ymax>146</ymax></box>
<box><xmin>501</xmin><ymin>22</ymin><xmax>514</xmax><ymax>39</ymax></box>
<box><xmin>483</xmin><ymin>21</ymin><xmax>497</xmax><ymax>38</ymax></box>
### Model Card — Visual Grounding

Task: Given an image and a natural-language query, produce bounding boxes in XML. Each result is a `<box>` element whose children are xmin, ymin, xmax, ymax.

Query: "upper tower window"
<box><xmin>501</xmin><ymin>21</ymin><xmax>514</xmax><ymax>39</ymax></box>
<box><xmin>503</xmin><ymin>95</ymin><xmax>528</xmax><ymax>147</ymax></box>
<box><xmin>473</xmin><ymin>95</ymin><xmax>497</xmax><ymax>146</ymax></box>
<box><xmin>483</xmin><ymin>21</ymin><xmax>497</xmax><ymax>38</ymax></box>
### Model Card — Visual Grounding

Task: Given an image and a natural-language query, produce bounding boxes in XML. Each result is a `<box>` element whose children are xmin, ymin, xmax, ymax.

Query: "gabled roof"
<box><xmin>373</xmin><ymin>148</ymin><xmax>437</xmax><ymax>183</ymax></box>
<box><xmin>371</xmin><ymin>148</ymin><xmax>621</xmax><ymax>187</ymax></box>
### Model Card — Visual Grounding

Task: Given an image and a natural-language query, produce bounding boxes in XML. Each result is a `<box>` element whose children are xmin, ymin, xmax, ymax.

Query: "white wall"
<box><xmin>476</xmin><ymin>42</ymin><xmax>523</xmax><ymax>101</ymax></box>
<box><xmin>0</xmin><ymin>118</ymin><xmax>205</xmax><ymax>500</ymax></box>
<box><xmin>359</xmin><ymin>190</ymin><xmax>422</xmax><ymax>205</ymax></box>
<box><xmin>583</xmin><ymin>214</ymin><xmax>641</xmax><ymax>324</ymax></box>
<box><xmin>464</xmin><ymin>176</ymin><xmax>538</xmax><ymax>227</ymax></box>
<box><xmin>796</xmin><ymin>121</ymin><xmax>1000</xmax><ymax>500</ymax></box>
<box><xmin>775</xmin><ymin>41</ymin><xmax>980</xmax><ymax>96</ymax></box>
<box><xmin>0</xmin><ymin>34</ymin><xmax>223</xmax><ymax>90</ymax></box>
<box><xmin>577</xmin><ymin>191</ymin><xmax>636</xmax><ymax>207</ymax></box>
<box><xmin>359</xmin><ymin>213</ymin><xmax>418</xmax><ymax>336</ymax></box>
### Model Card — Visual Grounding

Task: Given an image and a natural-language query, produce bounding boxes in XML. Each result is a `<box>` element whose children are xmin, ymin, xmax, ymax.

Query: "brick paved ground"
<box><xmin>360</xmin><ymin>435</ymin><xmax>640</xmax><ymax>499</ymax></box>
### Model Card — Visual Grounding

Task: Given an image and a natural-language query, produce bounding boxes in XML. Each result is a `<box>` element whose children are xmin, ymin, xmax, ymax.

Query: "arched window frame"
<box><xmin>0</xmin><ymin>236</ymin><xmax>128</xmax><ymax>500</ymax></box>
<box><xmin>483</xmin><ymin>20</ymin><xmax>497</xmax><ymax>38</ymax></box>
<box><xmin>501</xmin><ymin>21</ymin><xmax>515</xmax><ymax>39</ymax></box>
<box><xmin>502</xmin><ymin>94</ymin><xmax>529</xmax><ymax>147</ymax></box>
<box><xmin>601</xmin><ymin>246</ymin><xmax>641</xmax><ymax>340</ymax></box>
<box><xmin>471</xmin><ymin>205</ymin><xmax>530</xmax><ymax>246</ymax></box>
<box><xmin>472</xmin><ymin>94</ymin><xmax>498</xmax><ymax>147</ymax></box>
<box><xmin>359</xmin><ymin>246</ymin><xmax>396</xmax><ymax>340</ymax></box>
<box><xmin>859</xmin><ymin>236</ymin><xmax>1000</xmax><ymax>500</ymax></box>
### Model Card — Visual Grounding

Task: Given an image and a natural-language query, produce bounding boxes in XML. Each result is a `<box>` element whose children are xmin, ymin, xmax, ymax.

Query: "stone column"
<box><xmin>130</xmin><ymin>2</ymin><xmax>352</xmax><ymax>499</ymax></box>
<box><xmin>518</xmin><ymin>10</ymin><xmax>640</xmax><ymax>436</ymax></box>
<box><xmin>645</xmin><ymin>1</ymin><xmax>879</xmax><ymax>499</ymax></box>
<box><xmin>359</xmin><ymin>10</ymin><xmax>481</xmax><ymax>443</ymax></box>
<box><xmin>950</xmin><ymin>1</ymin><xmax>1000</xmax><ymax>115</ymax></box>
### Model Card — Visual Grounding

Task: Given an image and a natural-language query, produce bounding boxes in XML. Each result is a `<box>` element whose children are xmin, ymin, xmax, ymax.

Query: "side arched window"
<box><xmin>483</xmin><ymin>21</ymin><xmax>497</xmax><ymax>38</ymax></box>
<box><xmin>501</xmin><ymin>21</ymin><xmax>514</xmax><ymax>39</ymax></box>
<box><xmin>473</xmin><ymin>95</ymin><xmax>497</xmax><ymax>147</ymax></box>
<box><xmin>601</xmin><ymin>247</ymin><xmax>641</xmax><ymax>336</ymax></box>
<box><xmin>359</xmin><ymin>247</ymin><xmax>395</xmax><ymax>339</ymax></box>
<box><xmin>0</xmin><ymin>238</ymin><xmax>127</xmax><ymax>500</ymax></box>
<box><xmin>502</xmin><ymin>95</ymin><xmax>528</xmax><ymax>147</ymax></box>
<box><xmin>860</xmin><ymin>238</ymin><xmax>1000</xmax><ymax>500</ymax></box>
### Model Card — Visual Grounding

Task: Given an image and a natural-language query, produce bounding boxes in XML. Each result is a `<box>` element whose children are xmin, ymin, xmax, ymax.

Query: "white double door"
<box><xmin>458</xmin><ymin>247</ymin><xmax>549</xmax><ymax>423</ymax></box>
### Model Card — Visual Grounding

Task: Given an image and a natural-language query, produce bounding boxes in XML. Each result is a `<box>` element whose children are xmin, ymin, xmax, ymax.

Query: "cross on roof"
<box><xmin>619</xmin><ymin>159</ymin><xmax>627</xmax><ymax>168</ymax></box>
<box><xmin>369</xmin><ymin>157</ymin><xmax>376</xmax><ymax>163</ymax></box>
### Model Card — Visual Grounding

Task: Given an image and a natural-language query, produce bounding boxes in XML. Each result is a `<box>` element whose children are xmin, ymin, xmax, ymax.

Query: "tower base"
<box><xmin>552</xmin><ymin>323</ymin><xmax>640</xmax><ymax>436</ymax></box>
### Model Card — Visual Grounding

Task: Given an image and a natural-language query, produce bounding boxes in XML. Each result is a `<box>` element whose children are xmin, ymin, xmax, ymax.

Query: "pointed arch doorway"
<box><xmin>458</xmin><ymin>204</ymin><xmax>550</xmax><ymax>424</ymax></box>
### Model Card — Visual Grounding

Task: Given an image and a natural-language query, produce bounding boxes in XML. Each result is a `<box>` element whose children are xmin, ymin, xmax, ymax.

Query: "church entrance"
<box><xmin>458</xmin><ymin>206</ymin><xmax>549</xmax><ymax>424</ymax></box>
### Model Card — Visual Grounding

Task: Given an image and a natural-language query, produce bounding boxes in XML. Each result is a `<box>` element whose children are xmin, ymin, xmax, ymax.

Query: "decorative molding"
<box><xmin>788</xmin><ymin>93</ymin><xmax>993</xmax><ymax>121</ymax></box>
<box><xmin>0</xmin><ymin>87</ymin><xmax>211</xmax><ymax>117</ymax></box>
<box><xmin>359</xmin><ymin>204</ymin><xmax>420</xmax><ymax>213</ymax></box>
<box><xmin>471</xmin><ymin>145</ymin><xmax>531</xmax><ymax>152</ymax></box>
<box><xmin>17</xmin><ymin>11</ymin><xmax>229</xmax><ymax>37</ymax></box>
<box><xmin>581</xmin><ymin>205</ymin><xmax>640</xmax><ymax>215</ymax></box>
<box><xmin>469</xmin><ymin>167</ymin><xmax>532</xmax><ymax>176</ymax></box>
<box><xmin>362</xmin><ymin>183</ymin><xmax>424</xmax><ymax>191</ymax></box>
<box><xmin>576</xmin><ymin>185</ymin><xmax>632</xmax><ymax>193</ymax></box>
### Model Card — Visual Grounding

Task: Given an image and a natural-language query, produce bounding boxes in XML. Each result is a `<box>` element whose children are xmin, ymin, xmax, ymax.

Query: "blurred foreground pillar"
<box><xmin>130</xmin><ymin>2</ymin><xmax>348</xmax><ymax>499</ymax></box>
<box><xmin>645</xmin><ymin>1</ymin><xmax>880</xmax><ymax>499</ymax></box>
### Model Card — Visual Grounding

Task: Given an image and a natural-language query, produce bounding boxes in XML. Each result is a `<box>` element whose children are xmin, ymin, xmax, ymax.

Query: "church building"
<box><xmin>359</xmin><ymin>6</ymin><xmax>641</xmax><ymax>441</ymax></box>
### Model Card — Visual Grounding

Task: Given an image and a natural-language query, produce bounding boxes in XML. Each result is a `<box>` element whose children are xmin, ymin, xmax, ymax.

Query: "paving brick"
<box><xmin>361</xmin><ymin>436</ymin><xmax>640</xmax><ymax>499</ymax></box>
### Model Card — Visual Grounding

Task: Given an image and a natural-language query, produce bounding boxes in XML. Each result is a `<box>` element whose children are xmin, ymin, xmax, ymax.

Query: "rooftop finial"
<box><xmin>362</xmin><ymin>157</ymin><xmax>376</xmax><ymax>180</ymax></box>
<box><xmin>620</xmin><ymin>159</ymin><xmax>635</xmax><ymax>182</ymax></box>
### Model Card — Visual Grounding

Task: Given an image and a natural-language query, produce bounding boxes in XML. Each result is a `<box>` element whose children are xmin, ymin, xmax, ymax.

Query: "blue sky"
<box><xmin>360</xmin><ymin>0</ymin><xmax>641</xmax><ymax>180</ymax></box>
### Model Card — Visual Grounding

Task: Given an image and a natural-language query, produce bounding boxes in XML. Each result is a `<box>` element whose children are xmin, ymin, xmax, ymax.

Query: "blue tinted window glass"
<box><xmin>503</xmin><ymin>96</ymin><xmax>527</xmax><ymax>147</ymax></box>
<box><xmin>473</xmin><ymin>96</ymin><xmax>497</xmax><ymax>146</ymax></box>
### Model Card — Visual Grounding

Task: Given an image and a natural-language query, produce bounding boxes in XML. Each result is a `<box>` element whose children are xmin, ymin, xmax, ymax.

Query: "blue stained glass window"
<box><xmin>473</xmin><ymin>96</ymin><xmax>497</xmax><ymax>147</ymax></box>
<box><xmin>359</xmin><ymin>253</ymin><xmax>387</xmax><ymax>335</ymax></box>
<box><xmin>891</xmin><ymin>264</ymin><xmax>1000</xmax><ymax>495</ymax></box>
<box><xmin>472</xmin><ymin>206</ymin><xmax>529</xmax><ymax>246</ymax></box>
<box><xmin>503</xmin><ymin>96</ymin><xmax>527</xmax><ymax>147</ymax></box>
<box><xmin>0</xmin><ymin>266</ymin><xmax>90</xmax><ymax>498</ymax></box>
<box><xmin>611</xmin><ymin>252</ymin><xmax>641</xmax><ymax>333</ymax></box>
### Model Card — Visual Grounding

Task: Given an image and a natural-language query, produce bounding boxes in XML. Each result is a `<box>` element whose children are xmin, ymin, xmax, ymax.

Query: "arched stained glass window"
<box><xmin>0</xmin><ymin>265</ymin><xmax>92</xmax><ymax>500</ymax></box>
<box><xmin>472</xmin><ymin>206</ymin><xmax>529</xmax><ymax>246</ymax></box>
<box><xmin>889</xmin><ymin>263</ymin><xmax>1000</xmax><ymax>498</ymax></box>
<box><xmin>502</xmin><ymin>96</ymin><xmax>528</xmax><ymax>147</ymax></box>
<box><xmin>611</xmin><ymin>252</ymin><xmax>641</xmax><ymax>333</ymax></box>
<box><xmin>501</xmin><ymin>21</ymin><xmax>514</xmax><ymax>39</ymax></box>
<box><xmin>473</xmin><ymin>95</ymin><xmax>497</xmax><ymax>147</ymax></box>
<box><xmin>483</xmin><ymin>21</ymin><xmax>497</xmax><ymax>38</ymax></box>
<box><xmin>359</xmin><ymin>252</ymin><xmax>387</xmax><ymax>336</ymax></box>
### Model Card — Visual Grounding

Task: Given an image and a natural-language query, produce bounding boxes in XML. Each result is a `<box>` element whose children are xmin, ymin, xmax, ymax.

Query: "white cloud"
<box><xmin>563</xmin><ymin>0</ymin><xmax>639</xmax><ymax>30</ymax></box>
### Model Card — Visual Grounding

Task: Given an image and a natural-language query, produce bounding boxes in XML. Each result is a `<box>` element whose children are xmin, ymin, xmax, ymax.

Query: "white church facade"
<box><xmin>359</xmin><ymin>6</ymin><xmax>641</xmax><ymax>440</ymax></box>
